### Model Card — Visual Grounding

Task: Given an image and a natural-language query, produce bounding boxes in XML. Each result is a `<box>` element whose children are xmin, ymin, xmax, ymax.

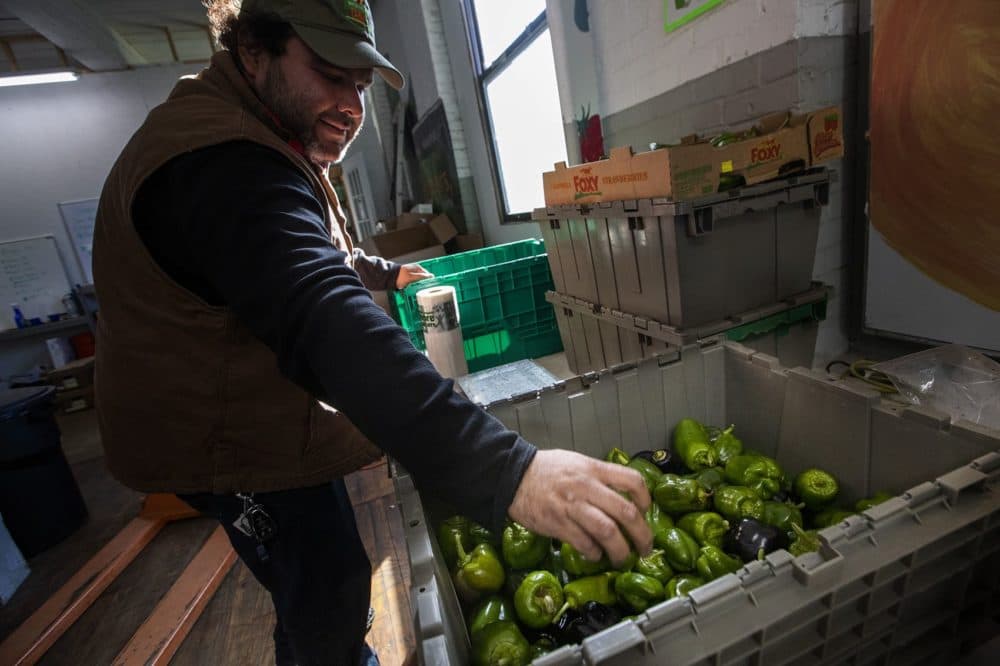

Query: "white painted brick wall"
<box><xmin>584</xmin><ymin>0</ymin><xmax>798</xmax><ymax>117</ymax></box>
<box><xmin>796</xmin><ymin>0</ymin><xmax>859</xmax><ymax>38</ymax></box>
<box><xmin>561</xmin><ymin>0</ymin><xmax>857</xmax><ymax>119</ymax></box>
<box><xmin>421</xmin><ymin>0</ymin><xmax>472</xmax><ymax>179</ymax></box>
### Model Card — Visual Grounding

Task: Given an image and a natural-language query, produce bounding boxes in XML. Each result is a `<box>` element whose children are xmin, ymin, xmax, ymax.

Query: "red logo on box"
<box><xmin>813</xmin><ymin>131</ymin><xmax>842</xmax><ymax>158</ymax></box>
<box><xmin>751</xmin><ymin>138</ymin><xmax>781</xmax><ymax>163</ymax></box>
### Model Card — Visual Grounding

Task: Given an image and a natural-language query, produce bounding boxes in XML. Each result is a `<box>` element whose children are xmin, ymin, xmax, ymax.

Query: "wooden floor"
<box><xmin>0</xmin><ymin>446</ymin><xmax>417</xmax><ymax>665</ymax></box>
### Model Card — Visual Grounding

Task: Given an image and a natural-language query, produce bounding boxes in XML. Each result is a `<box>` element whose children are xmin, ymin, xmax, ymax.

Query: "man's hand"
<box><xmin>395</xmin><ymin>263</ymin><xmax>433</xmax><ymax>290</ymax></box>
<box><xmin>508</xmin><ymin>449</ymin><xmax>653</xmax><ymax>567</ymax></box>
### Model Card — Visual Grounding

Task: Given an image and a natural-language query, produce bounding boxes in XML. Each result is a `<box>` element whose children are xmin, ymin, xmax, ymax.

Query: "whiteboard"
<box><xmin>0</xmin><ymin>236</ymin><xmax>74</xmax><ymax>331</ymax></box>
<box><xmin>865</xmin><ymin>231</ymin><xmax>1000</xmax><ymax>353</ymax></box>
<box><xmin>58</xmin><ymin>198</ymin><xmax>98</xmax><ymax>284</ymax></box>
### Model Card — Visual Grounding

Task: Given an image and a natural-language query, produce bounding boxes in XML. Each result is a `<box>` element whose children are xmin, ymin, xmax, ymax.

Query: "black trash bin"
<box><xmin>0</xmin><ymin>386</ymin><xmax>88</xmax><ymax>558</ymax></box>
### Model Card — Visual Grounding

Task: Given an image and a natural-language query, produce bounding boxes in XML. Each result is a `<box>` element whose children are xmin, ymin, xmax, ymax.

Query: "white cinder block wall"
<box><xmin>547</xmin><ymin>0</ymin><xmax>859</xmax><ymax>370</ymax></box>
<box><xmin>0</xmin><ymin>64</ymin><xmax>201</xmax><ymax>380</ymax></box>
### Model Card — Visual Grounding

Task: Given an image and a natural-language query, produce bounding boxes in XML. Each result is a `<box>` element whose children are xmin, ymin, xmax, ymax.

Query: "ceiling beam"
<box><xmin>1</xmin><ymin>0</ymin><xmax>129</xmax><ymax>70</ymax></box>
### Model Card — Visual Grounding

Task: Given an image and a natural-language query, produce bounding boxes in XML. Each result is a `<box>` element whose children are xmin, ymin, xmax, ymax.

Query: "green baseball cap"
<box><xmin>240</xmin><ymin>0</ymin><xmax>404</xmax><ymax>89</ymax></box>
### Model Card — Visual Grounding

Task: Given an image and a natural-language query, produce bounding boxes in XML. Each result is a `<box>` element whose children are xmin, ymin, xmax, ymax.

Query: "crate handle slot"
<box><xmin>805</xmin><ymin>182</ymin><xmax>831</xmax><ymax>209</ymax></box>
<box><xmin>627</xmin><ymin>216</ymin><xmax>645</xmax><ymax>231</ymax></box>
<box><xmin>685</xmin><ymin>209</ymin><xmax>714</xmax><ymax>236</ymax></box>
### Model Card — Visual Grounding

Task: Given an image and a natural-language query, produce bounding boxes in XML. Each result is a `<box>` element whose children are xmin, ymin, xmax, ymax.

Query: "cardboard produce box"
<box><xmin>46</xmin><ymin>356</ymin><xmax>94</xmax><ymax>392</ymax></box>
<box><xmin>360</xmin><ymin>214</ymin><xmax>458</xmax><ymax>263</ymax></box>
<box><xmin>55</xmin><ymin>385</ymin><xmax>95</xmax><ymax>414</ymax></box>
<box><xmin>543</xmin><ymin>105</ymin><xmax>844</xmax><ymax>205</ymax></box>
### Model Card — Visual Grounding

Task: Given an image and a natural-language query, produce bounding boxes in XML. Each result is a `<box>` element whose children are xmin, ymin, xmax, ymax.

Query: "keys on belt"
<box><xmin>233</xmin><ymin>492</ymin><xmax>278</xmax><ymax>562</ymax></box>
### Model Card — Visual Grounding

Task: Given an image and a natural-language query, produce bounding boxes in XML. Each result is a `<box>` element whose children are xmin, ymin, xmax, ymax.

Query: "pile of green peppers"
<box><xmin>438</xmin><ymin>418</ymin><xmax>896</xmax><ymax>665</ymax></box>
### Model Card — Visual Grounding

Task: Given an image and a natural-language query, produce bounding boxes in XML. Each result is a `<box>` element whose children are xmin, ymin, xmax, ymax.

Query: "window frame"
<box><xmin>462</xmin><ymin>2</ymin><xmax>551</xmax><ymax>223</ymax></box>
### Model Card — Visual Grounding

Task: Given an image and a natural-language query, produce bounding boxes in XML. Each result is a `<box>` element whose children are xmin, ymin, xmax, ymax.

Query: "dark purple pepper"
<box><xmin>724</xmin><ymin>518</ymin><xmax>789</xmax><ymax>563</ymax></box>
<box><xmin>632</xmin><ymin>449</ymin><xmax>676</xmax><ymax>474</ymax></box>
<box><xmin>553</xmin><ymin>601</ymin><xmax>623</xmax><ymax>644</ymax></box>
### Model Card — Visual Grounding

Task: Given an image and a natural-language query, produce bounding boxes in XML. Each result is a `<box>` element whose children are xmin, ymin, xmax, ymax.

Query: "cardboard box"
<box><xmin>46</xmin><ymin>356</ymin><xmax>94</xmax><ymax>392</ymax></box>
<box><xmin>361</xmin><ymin>214</ymin><xmax>458</xmax><ymax>263</ymax></box>
<box><xmin>543</xmin><ymin>106</ymin><xmax>844</xmax><ymax>205</ymax></box>
<box><xmin>449</xmin><ymin>234</ymin><xmax>485</xmax><ymax>253</ymax></box>
<box><xmin>54</xmin><ymin>385</ymin><xmax>95</xmax><ymax>414</ymax></box>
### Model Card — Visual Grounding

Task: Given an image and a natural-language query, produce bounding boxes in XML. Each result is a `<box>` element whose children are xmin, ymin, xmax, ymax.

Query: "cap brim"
<box><xmin>292</xmin><ymin>22</ymin><xmax>404</xmax><ymax>90</ymax></box>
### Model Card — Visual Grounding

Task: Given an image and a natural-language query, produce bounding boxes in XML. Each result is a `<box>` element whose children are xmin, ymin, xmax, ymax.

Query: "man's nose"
<box><xmin>339</xmin><ymin>87</ymin><xmax>364</xmax><ymax>119</ymax></box>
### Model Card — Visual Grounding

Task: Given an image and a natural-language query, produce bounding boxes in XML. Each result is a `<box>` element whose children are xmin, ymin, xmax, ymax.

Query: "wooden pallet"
<box><xmin>0</xmin><ymin>494</ymin><xmax>234</xmax><ymax>666</ymax></box>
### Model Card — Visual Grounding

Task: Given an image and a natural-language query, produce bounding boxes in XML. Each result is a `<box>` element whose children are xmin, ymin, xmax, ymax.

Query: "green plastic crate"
<box><xmin>461</xmin><ymin>318</ymin><xmax>564</xmax><ymax>373</ymax></box>
<box><xmin>390</xmin><ymin>239</ymin><xmax>556</xmax><ymax>359</ymax></box>
<box><xmin>724</xmin><ymin>297</ymin><xmax>827</xmax><ymax>343</ymax></box>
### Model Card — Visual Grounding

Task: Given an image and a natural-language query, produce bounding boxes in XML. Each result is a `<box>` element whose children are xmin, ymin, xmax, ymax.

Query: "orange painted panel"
<box><xmin>871</xmin><ymin>0</ymin><xmax>1000</xmax><ymax>311</ymax></box>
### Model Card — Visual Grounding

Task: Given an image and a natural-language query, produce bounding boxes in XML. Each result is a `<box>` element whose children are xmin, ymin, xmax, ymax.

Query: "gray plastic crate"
<box><xmin>533</xmin><ymin>170</ymin><xmax>831</xmax><ymax>328</ymax></box>
<box><xmin>394</xmin><ymin>342</ymin><xmax>1000</xmax><ymax>665</ymax></box>
<box><xmin>551</xmin><ymin>283</ymin><xmax>829</xmax><ymax>373</ymax></box>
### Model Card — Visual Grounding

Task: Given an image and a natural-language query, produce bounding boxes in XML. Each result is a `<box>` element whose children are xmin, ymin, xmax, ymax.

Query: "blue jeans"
<box><xmin>180</xmin><ymin>479</ymin><xmax>378</xmax><ymax>666</ymax></box>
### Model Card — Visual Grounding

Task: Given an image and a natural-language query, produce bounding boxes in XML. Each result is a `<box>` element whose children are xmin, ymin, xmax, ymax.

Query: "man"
<box><xmin>92</xmin><ymin>1</ymin><xmax>652</xmax><ymax>664</ymax></box>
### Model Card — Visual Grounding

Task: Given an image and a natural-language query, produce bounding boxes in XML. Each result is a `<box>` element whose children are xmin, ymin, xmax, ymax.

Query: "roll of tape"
<box><xmin>416</xmin><ymin>286</ymin><xmax>468</xmax><ymax>378</ymax></box>
<box><xmin>416</xmin><ymin>286</ymin><xmax>460</xmax><ymax>333</ymax></box>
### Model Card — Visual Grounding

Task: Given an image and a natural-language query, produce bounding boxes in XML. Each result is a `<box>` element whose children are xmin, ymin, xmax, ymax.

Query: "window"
<box><xmin>464</xmin><ymin>1</ymin><xmax>567</xmax><ymax>221</ymax></box>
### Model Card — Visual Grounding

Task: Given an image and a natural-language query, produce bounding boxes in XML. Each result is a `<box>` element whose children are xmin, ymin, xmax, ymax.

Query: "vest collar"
<box><xmin>185</xmin><ymin>52</ymin><xmax>309</xmax><ymax>160</ymax></box>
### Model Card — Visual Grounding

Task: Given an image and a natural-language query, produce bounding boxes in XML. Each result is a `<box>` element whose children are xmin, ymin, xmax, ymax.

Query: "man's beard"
<box><xmin>260</xmin><ymin>61</ymin><xmax>356</xmax><ymax>166</ymax></box>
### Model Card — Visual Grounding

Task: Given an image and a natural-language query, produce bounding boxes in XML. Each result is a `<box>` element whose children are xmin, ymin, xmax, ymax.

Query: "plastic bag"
<box><xmin>873</xmin><ymin>344</ymin><xmax>1000</xmax><ymax>430</ymax></box>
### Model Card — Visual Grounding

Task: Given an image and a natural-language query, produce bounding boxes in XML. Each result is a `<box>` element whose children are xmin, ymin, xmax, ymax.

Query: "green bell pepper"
<box><xmin>695</xmin><ymin>545</ymin><xmax>742</xmax><ymax>581</ymax></box>
<box><xmin>653</xmin><ymin>474</ymin><xmax>712</xmax><ymax>515</ymax></box>
<box><xmin>529</xmin><ymin>637</ymin><xmax>556</xmax><ymax>660</ymax></box>
<box><xmin>438</xmin><ymin>515</ymin><xmax>473</xmax><ymax>570</ymax></box>
<box><xmin>665</xmin><ymin>574</ymin><xmax>706</xmax><ymax>599</ymax></box>
<box><xmin>635</xmin><ymin>548</ymin><xmax>674</xmax><ymax>585</ymax></box>
<box><xmin>788</xmin><ymin>524</ymin><xmax>822</xmax><ymax>556</ymax></box>
<box><xmin>453</xmin><ymin>538</ymin><xmax>505</xmax><ymax>603</ymax></box>
<box><xmin>672</xmin><ymin>418</ymin><xmax>719</xmax><ymax>471</ymax></box>
<box><xmin>503</xmin><ymin>569</ymin><xmax>529</xmax><ymax>600</ymax></box>
<box><xmin>561</xmin><ymin>542</ymin><xmax>610</xmax><ymax>576</ymax></box>
<box><xmin>469</xmin><ymin>522</ymin><xmax>498</xmax><ymax>547</ymax></box>
<box><xmin>686</xmin><ymin>466</ymin><xmax>727</xmax><ymax>492</ymax></box>
<box><xmin>514</xmin><ymin>570</ymin><xmax>564</xmax><ymax>629</ymax></box>
<box><xmin>676</xmin><ymin>511</ymin><xmax>730</xmax><ymax>548</ymax></box>
<box><xmin>724</xmin><ymin>455</ymin><xmax>786</xmax><ymax>499</ymax></box>
<box><xmin>761</xmin><ymin>501</ymin><xmax>803</xmax><ymax>538</ymax></box>
<box><xmin>615</xmin><ymin>572</ymin><xmax>665</xmax><ymax>612</ymax></box>
<box><xmin>659</xmin><ymin>527</ymin><xmax>700</xmax><ymax>572</ymax></box>
<box><xmin>502</xmin><ymin>522</ymin><xmax>551</xmax><ymax>570</ymax></box>
<box><xmin>713</xmin><ymin>485</ymin><xmax>765</xmax><ymax>522</ymax></box>
<box><xmin>811</xmin><ymin>508</ymin><xmax>855</xmax><ymax>529</ymax></box>
<box><xmin>617</xmin><ymin>549</ymin><xmax>639</xmax><ymax>572</ymax></box>
<box><xmin>628</xmin><ymin>456</ymin><xmax>665</xmax><ymax>491</ymax></box>
<box><xmin>468</xmin><ymin>595</ymin><xmax>514</xmax><ymax>637</ymax></box>
<box><xmin>544</xmin><ymin>545</ymin><xmax>570</xmax><ymax>586</ymax></box>
<box><xmin>605</xmin><ymin>447</ymin><xmax>631</xmax><ymax>465</ymax></box>
<box><xmin>471</xmin><ymin>620</ymin><xmax>530</xmax><ymax>666</ymax></box>
<box><xmin>793</xmin><ymin>468</ymin><xmax>840</xmax><ymax>510</ymax></box>
<box><xmin>646</xmin><ymin>502</ymin><xmax>675</xmax><ymax>550</ymax></box>
<box><xmin>558</xmin><ymin>572</ymin><xmax>619</xmax><ymax>617</ymax></box>
<box><xmin>711</xmin><ymin>425</ymin><xmax>745</xmax><ymax>466</ymax></box>
<box><xmin>855</xmin><ymin>491</ymin><xmax>894</xmax><ymax>512</ymax></box>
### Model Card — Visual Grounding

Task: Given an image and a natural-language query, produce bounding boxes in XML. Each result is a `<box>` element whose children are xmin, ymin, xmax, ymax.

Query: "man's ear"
<box><xmin>237</xmin><ymin>42</ymin><xmax>265</xmax><ymax>80</ymax></box>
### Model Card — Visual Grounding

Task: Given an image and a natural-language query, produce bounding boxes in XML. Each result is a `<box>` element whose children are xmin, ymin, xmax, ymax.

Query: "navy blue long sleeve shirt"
<box><xmin>131</xmin><ymin>140</ymin><xmax>535</xmax><ymax>532</ymax></box>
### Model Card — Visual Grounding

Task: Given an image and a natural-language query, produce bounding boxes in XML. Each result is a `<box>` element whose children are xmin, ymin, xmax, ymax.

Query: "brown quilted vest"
<box><xmin>93</xmin><ymin>52</ymin><xmax>381</xmax><ymax>494</ymax></box>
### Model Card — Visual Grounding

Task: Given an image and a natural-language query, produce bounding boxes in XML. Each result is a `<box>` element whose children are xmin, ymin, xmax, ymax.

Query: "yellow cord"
<box><xmin>827</xmin><ymin>359</ymin><xmax>898</xmax><ymax>394</ymax></box>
